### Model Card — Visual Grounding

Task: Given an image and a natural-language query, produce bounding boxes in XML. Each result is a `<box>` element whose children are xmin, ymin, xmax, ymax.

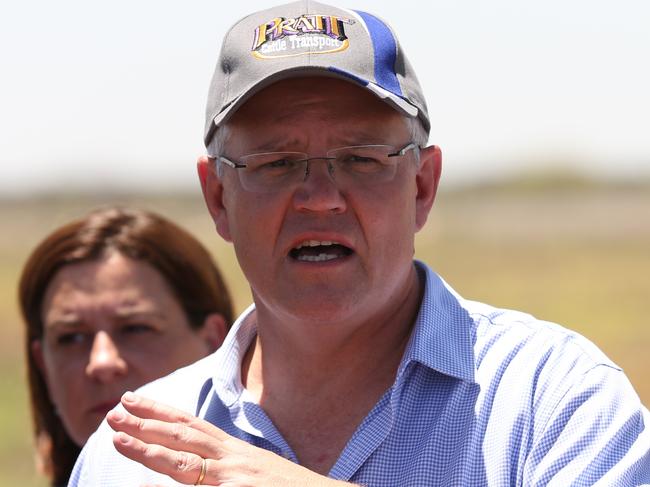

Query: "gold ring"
<box><xmin>194</xmin><ymin>457</ymin><xmax>207</xmax><ymax>486</ymax></box>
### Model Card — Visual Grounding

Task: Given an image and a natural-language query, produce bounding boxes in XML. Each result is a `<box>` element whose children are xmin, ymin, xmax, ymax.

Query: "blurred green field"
<box><xmin>1</xmin><ymin>178</ymin><xmax>648</xmax><ymax>486</ymax></box>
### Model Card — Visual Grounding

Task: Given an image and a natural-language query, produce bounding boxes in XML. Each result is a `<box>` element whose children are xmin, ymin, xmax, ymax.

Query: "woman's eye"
<box><xmin>122</xmin><ymin>323</ymin><xmax>155</xmax><ymax>335</ymax></box>
<box><xmin>56</xmin><ymin>332</ymin><xmax>86</xmax><ymax>346</ymax></box>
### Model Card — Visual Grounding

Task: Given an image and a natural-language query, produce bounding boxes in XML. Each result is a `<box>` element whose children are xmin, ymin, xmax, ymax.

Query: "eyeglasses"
<box><xmin>217</xmin><ymin>142</ymin><xmax>419</xmax><ymax>193</ymax></box>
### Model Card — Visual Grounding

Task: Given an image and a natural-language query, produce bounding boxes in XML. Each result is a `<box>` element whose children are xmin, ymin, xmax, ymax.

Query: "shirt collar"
<box><xmin>210</xmin><ymin>304</ymin><xmax>257</xmax><ymax>407</ymax></box>
<box><xmin>210</xmin><ymin>261</ymin><xmax>477</xmax><ymax>407</ymax></box>
<box><xmin>396</xmin><ymin>261</ymin><xmax>477</xmax><ymax>384</ymax></box>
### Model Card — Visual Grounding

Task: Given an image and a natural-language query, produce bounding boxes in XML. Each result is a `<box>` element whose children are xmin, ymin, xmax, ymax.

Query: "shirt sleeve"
<box><xmin>67</xmin><ymin>429</ymin><xmax>93</xmax><ymax>486</ymax></box>
<box><xmin>67</xmin><ymin>416</ymin><xmax>182</xmax><ymax>486</ymax></box>
<box><xmin>523</xmin><ymin>363</ymin><xmax>650</xmax><ymax>486</ymax></box>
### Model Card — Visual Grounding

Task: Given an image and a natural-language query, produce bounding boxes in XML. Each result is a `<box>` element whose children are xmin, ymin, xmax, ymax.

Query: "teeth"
<box><xmin>296</xmin><ymin>253</ymin><xmax>338</xmax><ymax>262</ymax></box>
<box><xmin>295</xmin><ymin>240</ymin><xmax>336</xmax><ymax>250</ymax></box>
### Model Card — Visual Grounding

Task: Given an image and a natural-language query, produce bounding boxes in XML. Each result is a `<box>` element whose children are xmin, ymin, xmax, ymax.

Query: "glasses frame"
<box><xmin>216</xmin><ymin>141</ymin><xmax>420</xmax><ymax>193</ymax></box>
<box><xmin>218</xmin><ymin>141</ymin><xmax>420</xmax><ymax>171</ymax></box>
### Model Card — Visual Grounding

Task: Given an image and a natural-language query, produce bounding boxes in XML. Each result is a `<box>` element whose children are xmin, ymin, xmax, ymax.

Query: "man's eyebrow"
<box><xmin>335</xmin><ymin>132</ymin><xmax>391</xmax><ymax>145</ymax></box>
<box><xmin>243</xmin><ymin>131</ymin><xmax>393</xmax><ymax>153</ymax></box>
<box><xmin>244</xmin><ymin>136</ymin><xmax>303</xmax><ymax>152</ymax></box>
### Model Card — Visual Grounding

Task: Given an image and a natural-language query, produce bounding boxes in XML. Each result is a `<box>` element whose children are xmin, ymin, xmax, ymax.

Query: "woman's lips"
<box><xmin>88</xmin><ymin>399</ymin><xmax>121</xmax><ymax>416</ymax></box>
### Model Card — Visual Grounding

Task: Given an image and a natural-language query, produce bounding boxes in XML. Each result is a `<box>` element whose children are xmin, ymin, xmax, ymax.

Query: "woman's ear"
<box><xmin>197</xmin><ymin>313</ymin><xmax>228</xmax><ymax>352</ymax></box>
<box><xmin>31</xmin><ymin>339</ymin><xmax>48</xmax><ymax>379</ymax></box>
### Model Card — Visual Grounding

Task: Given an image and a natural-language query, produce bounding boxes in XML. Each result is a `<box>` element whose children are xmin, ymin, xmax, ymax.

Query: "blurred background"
<box><xmin>1</xmin><ymin>1</ymin><xmax>648</xmax><ymax>485</ymax></box>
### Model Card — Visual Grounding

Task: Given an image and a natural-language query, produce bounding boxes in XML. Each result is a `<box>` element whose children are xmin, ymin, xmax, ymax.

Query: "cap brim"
<box><xmin>204</xmin><ymin>67</ymin><xmax>419</xmax><ymax>146</ymax></box>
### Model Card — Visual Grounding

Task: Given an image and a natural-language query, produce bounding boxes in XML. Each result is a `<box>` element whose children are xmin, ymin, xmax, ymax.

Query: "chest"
<box><xmin>266</xmin><ymin>387</ymin><xmax>390</xmax><ymax>474</ymax></box>
<box><xmin>216</xmin><ymin>367</ymin><xmax>535</xmax><ymax>485</ymax></box>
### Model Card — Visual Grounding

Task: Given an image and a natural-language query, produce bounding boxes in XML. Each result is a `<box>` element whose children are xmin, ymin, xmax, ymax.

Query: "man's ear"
<box><xmin>197</xmin><ymin>313</ymin><xmax>228</xmax><ymax>352</ymax></box>
<box><xmin>414</xmin><ymin>145</ymin><xmax>442</xmax><ymax>232</ymax></box>
<box><xmin>197</xmin><ymin>156</ymin><xmax>232</xmax><ymax>242</ymax></box>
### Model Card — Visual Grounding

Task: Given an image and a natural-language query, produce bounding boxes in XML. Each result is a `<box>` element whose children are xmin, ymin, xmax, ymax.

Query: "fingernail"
<box><xmin>123</xmin><ymin>391</ymin><xmax>136</xmax><ymax>403</ymax></box>
<box><xmin>116</xmin><ymin>432</ymin><xmax>130</xmax><ymax>444</ymax></box>
<box><xmin>109</xmin><ymin>410</ymin><xmax>124</xmax><ymax>422</ymax></box>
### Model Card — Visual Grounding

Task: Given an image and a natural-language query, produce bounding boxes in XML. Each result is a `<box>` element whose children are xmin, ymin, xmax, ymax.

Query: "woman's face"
<box><xmin>33</xmin><ymin>252</ymin><xmax>222</xmax><ymax>445</ymax></box>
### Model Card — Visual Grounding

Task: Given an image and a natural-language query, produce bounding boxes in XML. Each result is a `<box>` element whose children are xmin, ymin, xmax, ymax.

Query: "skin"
<box><xmin>208</xmin><ymin>80</ymin><xmax>433</xmax><ymax>329</ymax></box>
<box><xmin>33</xmin><ymin>252</ymin><xmax>226</xmax><ymax>446</ymax></box>
<box><xmin>108</xmin><ymin>77</ymin><xmax>442</xmax><ymax>485</ymax></box>
<box><xmin>110</xmin><ymin>392</ymin><xmax>352</xmax><ymax>487</ymax></box>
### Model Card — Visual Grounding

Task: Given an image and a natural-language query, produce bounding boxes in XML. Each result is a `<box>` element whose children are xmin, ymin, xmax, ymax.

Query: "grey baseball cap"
<box><xmin>204</xmin><ymin>0</ymin><xmax>429</xmax><ymax>147</ymax></box>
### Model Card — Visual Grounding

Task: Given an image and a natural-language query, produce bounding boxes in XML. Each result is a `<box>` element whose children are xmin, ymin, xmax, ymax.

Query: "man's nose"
<box><xmin>85</xmin><ymin>331</ymin><xmax>128</xmax><ymax>383</ymax></box>
<box><xmin>300</xmin><ymin>157</ymin><xmax>336</xmax><ymax>182</ymax></box>
<box><xmin>293</xmin><ymin>159</ymin><xmax>347</xmax><ymax>214</ymax></box>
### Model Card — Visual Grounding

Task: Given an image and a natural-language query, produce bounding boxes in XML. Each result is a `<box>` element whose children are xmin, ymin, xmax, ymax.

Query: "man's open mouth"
<box><xmin>289</xmin><ymin>240</ymin><xmax>353</xmax><ymax>262</ymax></box>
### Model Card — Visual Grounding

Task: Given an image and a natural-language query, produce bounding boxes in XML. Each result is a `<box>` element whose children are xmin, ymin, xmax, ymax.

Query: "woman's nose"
<box><xmin>85</xmin><ymin>331</ymin><xmax>128</xmax><ymax>383</ymax></box>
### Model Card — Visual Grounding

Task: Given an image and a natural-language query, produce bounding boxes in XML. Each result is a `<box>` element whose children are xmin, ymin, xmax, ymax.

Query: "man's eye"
<box><xmin>255</xmin><ymin>158</ymin><xmax>299</xmax><ymax>173</ymax></box>
<box><xmin>341</xmin><ymin>153</ymin><xmax>384</xmax><ymax>173</ymax></box>
<box><xmin>266</xmin><ymin>158</ymin><xmax>293</xmax><ymax>168</ymax></box>
<box><xmin>347</xmin><ymin>155</ymin><xmax>378</xmax><ymax>163</ymax></box>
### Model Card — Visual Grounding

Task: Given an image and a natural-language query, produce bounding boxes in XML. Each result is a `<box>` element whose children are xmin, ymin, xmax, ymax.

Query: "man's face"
<box><xmin>201</xmin><ymin>77</ymin><xmax>440</xmax><ymax>325</ymax></box>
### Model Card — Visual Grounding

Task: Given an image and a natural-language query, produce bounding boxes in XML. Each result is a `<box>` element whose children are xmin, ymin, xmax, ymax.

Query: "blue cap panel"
<box><xmin>354</xmin><ymin>10</ymin><xmax>403</xmax><ymax>97</ymax></box>
<box><xmin>327</xmin><ymin>66</ymin><xmax>369</xmax><ymax>87</ymax></box>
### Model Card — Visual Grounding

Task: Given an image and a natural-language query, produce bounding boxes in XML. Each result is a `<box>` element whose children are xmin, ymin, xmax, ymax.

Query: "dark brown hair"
<box><xmin>18</xmin><ymin>207</ymin><xmax>234</xmax><ymax>486</ymax></box>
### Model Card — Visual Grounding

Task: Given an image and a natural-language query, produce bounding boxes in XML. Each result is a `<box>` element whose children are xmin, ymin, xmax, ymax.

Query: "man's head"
<box><xmin>203</xmin><ymin>0</ymin><xmax>430</xmax><ymax>146</ymax></box>
<box><xmin>198</xmin><ymin>2</ymin><xmax>442</xmax><ymax>324</ymax></box>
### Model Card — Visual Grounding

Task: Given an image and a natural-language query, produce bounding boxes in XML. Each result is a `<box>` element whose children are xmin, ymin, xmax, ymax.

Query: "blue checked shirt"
<box><xmin>69</xmin><ymin>262</ymin><xmax>650</xmax><ymax>486</ymax></box>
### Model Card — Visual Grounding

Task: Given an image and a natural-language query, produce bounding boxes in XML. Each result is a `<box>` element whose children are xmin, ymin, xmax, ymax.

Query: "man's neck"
<box><xmin>240</xmin><ymin>263</ymin><xmax>424</xmax><ymax>473</ymax></box>
<box><xmin>243</xmin><ymin>264</ymin><xmax>423</xmax><ymax>391</ymax></box>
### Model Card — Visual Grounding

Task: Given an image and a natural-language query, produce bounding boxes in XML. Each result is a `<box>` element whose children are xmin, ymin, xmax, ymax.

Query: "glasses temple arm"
<box><xmin>388</xmin><ymin>142</ymin><xmax>419</xmax><ymax>158</ymax></box>
<box><xmin>219</xmin><ymin>156</ymin><xmax>247</xmax><ymax>169</ymax></box>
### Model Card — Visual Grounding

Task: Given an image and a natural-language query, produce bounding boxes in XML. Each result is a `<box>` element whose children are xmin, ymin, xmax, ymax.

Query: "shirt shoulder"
<box><xmin>439</xmin><ymin>285</ymin><xmax>649</xmax><ymax>485</ymax></box>
<box><xmin>464</xmin><ymin>298</ymin><xmax>620</xmax><ymax>375</ymax></box>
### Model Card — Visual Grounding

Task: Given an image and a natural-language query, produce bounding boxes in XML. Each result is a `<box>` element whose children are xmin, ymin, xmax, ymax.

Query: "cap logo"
<box><xmin>251</xmin><ymin>14</ymin><xmax>354</xmax><ymax>59</ymax></box>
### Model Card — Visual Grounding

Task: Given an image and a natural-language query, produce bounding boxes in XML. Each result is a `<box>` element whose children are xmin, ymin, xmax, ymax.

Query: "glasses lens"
<box><xmin>330</xmin><ymin>145</ymin><xmax>398</xmax><ymax>183</ymax></box>
<box><xmin>233</xmin><ymin>144</ymin><xmax>412</xmax><ymax>192</ymax></box>
<box><xmin>238</xmin><ymin>152</ymin><xmax>307</xmax><ymax>192</ymax></box>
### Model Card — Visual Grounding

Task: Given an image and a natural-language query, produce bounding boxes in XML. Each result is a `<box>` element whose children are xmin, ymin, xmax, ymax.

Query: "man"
<box><xmin>69</xmin><ymin>1</ymin><xmax>650</xmax><ymax>485</ymax></box>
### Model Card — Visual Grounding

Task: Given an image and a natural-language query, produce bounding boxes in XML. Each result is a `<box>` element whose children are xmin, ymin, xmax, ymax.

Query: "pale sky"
<box><xmin>1</xmin><ymin>0</ymin><xmax>649</xmax><ymax>195</ymax></box>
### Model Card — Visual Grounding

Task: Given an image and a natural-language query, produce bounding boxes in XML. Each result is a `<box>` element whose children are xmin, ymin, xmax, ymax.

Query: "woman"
<box><xmin>18</xmin><ymin>207</ymin><xmax>234</xmax><ymax>486</ymax></box>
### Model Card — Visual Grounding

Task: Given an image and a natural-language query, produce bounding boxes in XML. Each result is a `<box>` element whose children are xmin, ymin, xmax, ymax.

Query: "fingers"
<box><xmin>110</xmin><ymin>400</ymin><xmax>341</xmax><ymax>487</ymax></box>
<box><xmin>107</xmin><ymin>408</ymin><xmax>217</xmax><ymax>460</ymax></box>
<box><xmin>113</xmin><ymin>432</ymin><xmax>210</xmax><ymax>486</ymax></box>
<box><xmin>119</xmin><ymin>392</ymin><xmax>229</xmax><ymax>440</ymax></box>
